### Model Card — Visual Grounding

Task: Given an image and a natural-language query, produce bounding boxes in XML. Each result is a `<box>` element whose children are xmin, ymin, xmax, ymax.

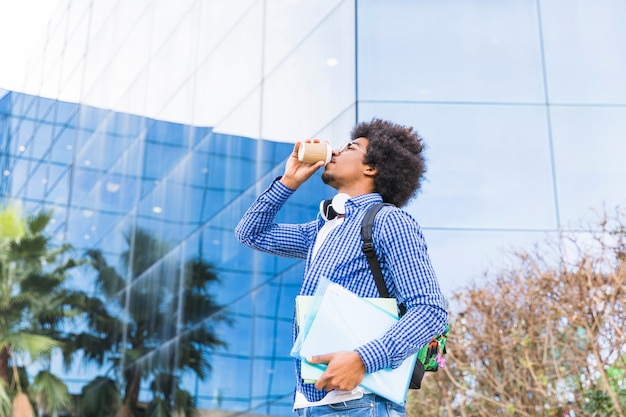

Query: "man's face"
<box><xmin>321</xmin><ymin>137</ymin><xmax>370</xmax><ymax>188</ymax></box>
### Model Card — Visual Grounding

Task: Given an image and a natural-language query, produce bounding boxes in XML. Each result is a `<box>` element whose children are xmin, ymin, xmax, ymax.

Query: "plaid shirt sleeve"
<box><xmin>234</xmin><ymin>178</ymin><xmax>317</xmax><ymax>259</ymax></box>
<box><xmin>354</xmin><ymin>207</ymin><xmax>448</xmax><ymax>373</ymax></box>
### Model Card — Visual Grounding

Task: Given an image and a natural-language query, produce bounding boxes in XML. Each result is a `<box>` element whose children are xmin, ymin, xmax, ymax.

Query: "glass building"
<box><xmin>1</xmin><ymin>0</ymin><xmax>625</xmax><ymax>415</ymax></box>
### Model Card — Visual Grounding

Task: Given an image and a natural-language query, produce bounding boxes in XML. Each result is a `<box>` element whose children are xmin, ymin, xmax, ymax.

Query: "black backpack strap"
<box><xmin>360</xmin><ymin>202</ymin><xmax>407</xmax><ymax>316</ymax></box>
<box><xmin>361</xmin><ymin>202</ymin><xmax>426</xmax><ymax>390</ymax></box>
<box><xmin>360</xmin><ymin>203</ymin><xmax>390</xmax><ymax>298</ymax></box>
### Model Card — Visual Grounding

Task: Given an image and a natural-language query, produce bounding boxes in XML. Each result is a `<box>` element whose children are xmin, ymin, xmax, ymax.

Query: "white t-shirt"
<box><xmin>295</xmin><ymin>216</ymin><xmax>364</xmax><ymax>410</ymax></box>
<box><xmin>310</xmin><ymin>217</ymin><xmax>343</xmax><ymax>260</ymax></box>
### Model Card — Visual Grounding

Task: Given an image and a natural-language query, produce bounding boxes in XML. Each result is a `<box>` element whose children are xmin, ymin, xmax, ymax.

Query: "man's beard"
<box><xmin>321</xmin><ymin>171</ymin><xmax>334</xmax><ymax>186</ymax></box>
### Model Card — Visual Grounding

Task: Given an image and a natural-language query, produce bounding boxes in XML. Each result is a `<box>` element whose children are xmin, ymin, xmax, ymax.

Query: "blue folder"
<box><xmin>291</xmin><ymin>278</ymin><xmax>417</xmax><ymax>405</ymax></box>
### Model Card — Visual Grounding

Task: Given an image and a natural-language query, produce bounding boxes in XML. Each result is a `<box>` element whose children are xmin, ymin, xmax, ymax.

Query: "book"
<box><xmin>295</xmin><ymin>295</ymin><xmax>398</xmax><ymax>384</ymax></box>
<box><xmin>291</xmin><ymin>280</ymin><xmax>417</xmax><ymax>405</ymax></box>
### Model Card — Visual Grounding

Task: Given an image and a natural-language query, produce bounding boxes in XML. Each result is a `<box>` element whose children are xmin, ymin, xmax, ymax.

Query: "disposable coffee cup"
<box><xmin>298</xmin><ymin>142</ymin><xmax>332</xmax><ymax>165</ymax></box>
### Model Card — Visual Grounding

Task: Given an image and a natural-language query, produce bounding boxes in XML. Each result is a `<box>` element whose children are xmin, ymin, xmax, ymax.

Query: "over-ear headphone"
<box><xmin>319</xmin><ymin>193</ymin><xmax>350</xmax><ymax>221</ymax></box>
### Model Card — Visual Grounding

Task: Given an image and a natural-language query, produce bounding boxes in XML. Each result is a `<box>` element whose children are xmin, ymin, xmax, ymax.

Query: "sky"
<box><xmin>0</xmin><ymin>0</ymin><xmax>60</xmax><ymax>92</ymax></box>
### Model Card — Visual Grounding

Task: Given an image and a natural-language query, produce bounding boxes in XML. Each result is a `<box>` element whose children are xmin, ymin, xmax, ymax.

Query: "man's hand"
<box><xmin>280</xmin><ymin>140</ymin><xmax>327</xmax><ymax>190</ymax></box>
<box><xmin>308</xmin><ymin>351</ymin><xmax>366</xmax><ymax>392</ymax></box>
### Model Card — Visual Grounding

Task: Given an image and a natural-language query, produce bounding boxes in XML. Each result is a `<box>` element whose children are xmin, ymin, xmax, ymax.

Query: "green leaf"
<box><xmin>31</xmin><ymin>370</ymin><xmax>72</xmax><ymax>414</ymax></box>
<box><xmin>0</xmin><ymin>381</ymin><xmax>12</xmax><ymax>417</ymax></box>
<box><xmin>79</xmin><ymin>376</ymin><xmax>120</xmax><ymax>417</ymax></box>
<box><xmin>25</xmin><ymin>210</ymin><xmax>53</xmax><ymax>235</ymax></box>
<box><xmin>4</xmin><ymin>333</ymin><xmax>61</xmax><ymax>357</ymax></box>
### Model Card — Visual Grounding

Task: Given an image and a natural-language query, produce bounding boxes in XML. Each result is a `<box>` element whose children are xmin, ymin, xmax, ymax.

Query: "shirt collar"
<box><xmin>343</xmin><ymin>193</ymin><xmax>383</xmax><ymax>215</ymax></box>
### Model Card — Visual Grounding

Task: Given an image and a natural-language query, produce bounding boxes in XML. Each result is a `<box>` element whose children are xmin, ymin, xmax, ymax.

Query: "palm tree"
<box><xmin>78</xmin><ymin>227</ymin><xmax>230</xmax><ymax>416</ymax></box>
<box><xmin>78</xmin><ymin>376</ymin><xmax>121</xmax><ymax>417</ymax></box>
<box><xmin>0</xmin><ymin>204</ymin><xmax>85</xmax><ymax>416</ymax></box>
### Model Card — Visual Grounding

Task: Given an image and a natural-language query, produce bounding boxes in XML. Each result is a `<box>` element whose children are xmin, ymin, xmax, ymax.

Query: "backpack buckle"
<box><xmin>361</xmin><ymin>241</ymin><xmax>375</xmax><ymax>256</ymax></box>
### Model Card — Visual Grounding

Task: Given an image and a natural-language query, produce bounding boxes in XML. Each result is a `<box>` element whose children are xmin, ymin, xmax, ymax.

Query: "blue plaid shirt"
<box><xmin>235</xmin><ymin>178</ymin><xmax>448</xmax><ymax>403</ymax></box>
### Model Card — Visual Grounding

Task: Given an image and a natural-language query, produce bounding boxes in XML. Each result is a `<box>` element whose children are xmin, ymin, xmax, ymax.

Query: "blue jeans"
<box><xmin>295</xmin><ymin>394</ymin><xmax>405</xmax><ymax>417</ymax></box>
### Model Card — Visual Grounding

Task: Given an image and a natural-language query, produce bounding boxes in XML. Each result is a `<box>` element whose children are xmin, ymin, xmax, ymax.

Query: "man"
<box><xmin>235</xmin><ymin>118</ymin><xmax>448</xmax><ymax>416</ymax></box>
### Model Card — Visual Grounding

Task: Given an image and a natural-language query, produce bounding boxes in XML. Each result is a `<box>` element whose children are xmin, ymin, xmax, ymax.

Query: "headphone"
<box><xmin>319</xmin><ymin>193</ymin><xmax>350</xmax><ymax>221</ymax></box>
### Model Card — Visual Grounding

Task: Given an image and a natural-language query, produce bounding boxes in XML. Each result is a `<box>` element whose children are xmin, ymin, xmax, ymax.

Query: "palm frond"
<box><xmin>8</xmin><ymin>235</ymin><xmax>49</xmax><ymax>261</ymax></box>
<box><xmin>42</xmin><ymin>242</ymin><xmax>73</xmax><ymax>259</ymax></box>
<box><xmin>122</xmin><ymin>227</ymin><xmax>169</xmax><ymax>276</ymax></box>
<box><xmin>79</xmin><ymin>376</ymin><xmax>120</xmax><ymax>417</ymax></box>
<box><xmin>175</xmin><ymin>388</ymin><xmax>198</xmax><ymax>417</ymax></box>
<box><xmin>0</xmin><ymin>380</ymin><xmax>12</xmax><ymax>417</ymax></box>
<box><xmin>25</xmin><ymin>210</ymin><xmax>53</xmax><ymax>235</ymax></box>
<box><xmin>51</xmin><ymin>256</ymin><xmax>86</xmax><ymax>274</ymax></box>
<box><xmin>5</xmin><ymin>333</ymin><xmax>61</xmax><ymax>358</ymax></box>
<box><xmin>68</xmin><ymin>333</ymin><xmax>112</xmax><ymax>366</ymax></box>
<box><xmin>86</xmin><ymin>249</ymin><xmax>127</xmax><ymax>298</ymax></box>
<box><xmin>30</xmin><ymin>370</ymin><xmax>72</xmax><ymax>414</ymax></box>
<box><xmin>20</xmin><ymin>271</ymin><xmax>63</xmax><ymax>295</ymax></box>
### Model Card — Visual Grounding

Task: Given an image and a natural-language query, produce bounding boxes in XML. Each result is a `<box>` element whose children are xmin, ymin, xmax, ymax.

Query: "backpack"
<box><xmin>360</xmin><ymin>203</ymin><xmax>449</xmax><ymax>390</ymax></box>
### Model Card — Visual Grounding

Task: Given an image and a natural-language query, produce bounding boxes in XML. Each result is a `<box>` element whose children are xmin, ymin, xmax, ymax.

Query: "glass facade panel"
<box><xmin>540</xmin><ymin>0</ymin><xmax>626</xmax><ymax>103</ymax></box>
<box><xmin>262</xmin><ymin>0</ymin><xmax>355</xmax><ymax>142</ymax></box>
<box><xmin>192</xmin><ymin>2</ymin><xmax>264</xmax><ymax>128</ymax></box>
<box><xmin>357</xmin><ymin>0</ymin><xmax>545</xmax><ymax>103</ymax></box>
<box><xmin>550</xmin><ymin>106</ymin><xmax>626</xmax><ymax>224</ymax></box>
<box><xmin>50</xmin><ymin>125</ymin><xmax>78</xmax><ymax>164</ymax></box>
